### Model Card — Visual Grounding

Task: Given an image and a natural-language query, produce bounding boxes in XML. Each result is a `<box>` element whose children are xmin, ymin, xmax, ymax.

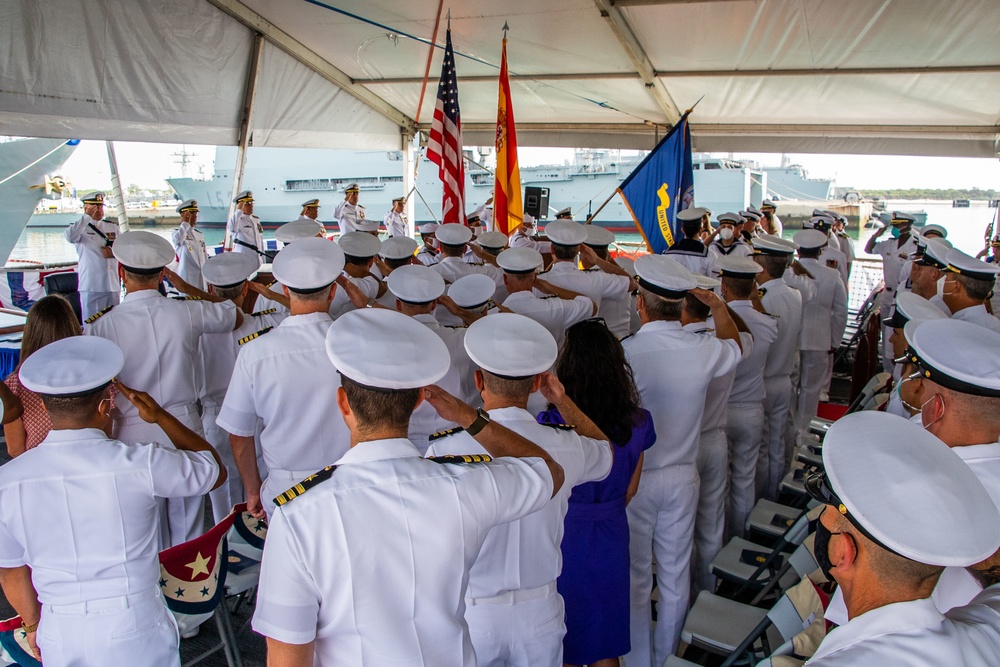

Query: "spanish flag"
<box><xmin>494</xmin><ymin>35</ymin><xmax>522</xmax><ymax>236</ymax></box>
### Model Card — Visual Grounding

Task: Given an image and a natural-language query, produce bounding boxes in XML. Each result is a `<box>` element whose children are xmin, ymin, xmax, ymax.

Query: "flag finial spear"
<box><xmin>502</xmin><ymin>21</ymin><xmax>509</xmax><ymax>37</ymax></box>
<box><xmin>447</xmin><ymin>8</ymin><xmax>451</xmax><ymax>28</ymax></box>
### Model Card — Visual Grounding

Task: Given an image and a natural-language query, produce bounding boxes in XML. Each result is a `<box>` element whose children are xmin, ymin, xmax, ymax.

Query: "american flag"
<box><xmin>426</xmin><ymin>28</ymin><xmax>466</xmax><ymax>224</ymax></box>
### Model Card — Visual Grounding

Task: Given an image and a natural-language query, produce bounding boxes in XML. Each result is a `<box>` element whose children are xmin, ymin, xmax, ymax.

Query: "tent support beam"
<box><xmin>105</xmin><ymin>141</ymin><xmax>129</xmax><ymax>232</ymax></box>
<box><xmin>463</xmin><ymin>121</ymin><xmax>1000</xmax><ymax>136</ymax></box>
<box><xmin>593</xmin><ymin>0</ymin><xmax>682</xmax><ymax>125</ymax></box>
<box><xmin>224</xmin><ymin>33</ymin><xmax>263</xmax><ymax>251</ymax></box>
<box><xmin>206</xmin><ymin>0</ymin><xmax>415</xmax><ymax>134</ymax></box>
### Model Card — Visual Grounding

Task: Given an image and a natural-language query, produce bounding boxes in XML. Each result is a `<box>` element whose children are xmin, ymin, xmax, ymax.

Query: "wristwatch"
<box><xmin>465</xmin><ymin>408</ymin><xmax>491</xmax><ymax>437</ymax></box>
<box><xmin>21</xmin><ymin>619</ymin><xmax>38</xmax><ymax>633</ymax></box>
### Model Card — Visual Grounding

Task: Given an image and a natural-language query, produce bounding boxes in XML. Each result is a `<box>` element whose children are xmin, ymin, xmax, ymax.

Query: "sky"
<box><xmin>51</xmin><ymin>140</ymin><xmax>1000</xmax><ymax>193</ymax></box>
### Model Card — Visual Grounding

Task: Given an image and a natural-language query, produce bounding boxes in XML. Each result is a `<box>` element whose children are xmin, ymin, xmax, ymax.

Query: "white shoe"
<box><xmin>180</xmin><ymin>624</ymin><xmax>200</xmax><ymax>640</ymax></box>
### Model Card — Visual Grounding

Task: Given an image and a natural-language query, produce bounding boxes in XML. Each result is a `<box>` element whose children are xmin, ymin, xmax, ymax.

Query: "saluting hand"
<box><xmin>690</xmin><ymin>287</ymin><xmax>723</xmax><ymax>309</ymax></box>
<box><xmin>538</xmin><ymin>372</ymin><xmax>566</xmax><ymax>406</ymax></box>
<box><xmin>423</xmin><ymin>385</ymin><xmax>477</xmax><ymax>429</ymax></box>
<box><xmin>113</xmin><ymin>380</ymin><xmax>166</xmax><ymax>424</ymax></box>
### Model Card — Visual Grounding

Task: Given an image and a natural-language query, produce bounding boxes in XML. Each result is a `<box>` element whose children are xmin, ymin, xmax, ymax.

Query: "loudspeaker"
<box><xmin>44</xmin><ymin>271</ymin><xmax>83</xmax><ymax>324</ymax></box>
<box><xmin>524</xmin><ymin>186</ymin><xmax>550</xmax><ymax>220</ymax></box>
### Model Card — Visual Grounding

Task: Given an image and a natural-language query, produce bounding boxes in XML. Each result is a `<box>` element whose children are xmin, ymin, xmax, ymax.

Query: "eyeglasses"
<box><xmin>805</xmin><ymin>471</ymin><xmax>882</xmax><ymax>547</ymax></box>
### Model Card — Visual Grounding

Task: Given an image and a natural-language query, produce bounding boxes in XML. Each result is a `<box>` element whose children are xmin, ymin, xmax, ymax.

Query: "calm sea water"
<box><xmin>11</xmin><ymin>201</ymin><xmax>998</xmax><ymax>266</ymax></box>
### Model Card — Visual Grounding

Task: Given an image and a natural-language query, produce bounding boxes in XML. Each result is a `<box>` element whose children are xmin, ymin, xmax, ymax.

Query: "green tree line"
<box><xmin>859</xmin><ymin>188</ymin><xmax>1000</xmax><ymax>200</ymax></box>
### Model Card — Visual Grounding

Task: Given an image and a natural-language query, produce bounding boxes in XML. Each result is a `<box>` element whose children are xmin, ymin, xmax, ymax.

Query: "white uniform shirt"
<box><xmin>727</xmin><ymin>300</ymin><xmax>778</xmax><ymax>402</ymax></box>
<box><xmin>216</xmin><ymin>312</ymin><xmax>350</xmax><ymax>486</ymax></box>
<box><xmin>683</xmin><ymin>320</ymin><xmax>742</xmax><ymax>432</ymax></box>
<box><xmin>0</xmin><ymin>428</ymin><xmax>218</xmax><ymax>604</ymax></box>
<box><xmin>416</xmin><ymin>245</ymin><xmax>441</xmax><ymax>266</ymax></box>
<box><xmin>431</xmin><ymin>256</ymin><xmax>504</xmax><ymax>288</ymax></box>
<box><xmin>807</xmin><ymin>597</ymin><xmax>975</xmax><ymax>666</ymax></box>
<box><xmin>600</xmin><ymin>289</ymin><xmax>635</xmax><ymax>340</ymax></box>
<box><xmin>198</xmin><ymin>310</ymin><xmax>285</xmax><ymax>407</ymax></box>
<box><xmin>328</xmin><ymin>274</ymin><xmax>379</xmax><ymax>320</ymax></box>
<box><xmin>509</xmin><ymin>228</ymin><xmax>551</xmax><ymax>254</ymax></box>
<box><xmin>663</xmin><ymin>244</ymin><xmax>714</xmax><ymax>277</ymax></box>
<box><xmin>412</xmin><ymin>313</ymin><xmax>476</xmax><ymax>405</ymax></box>
<box><xmin>64</xmin><ymin>214</ymin><xmax>119</xmax><ymax>292</ymax></box>
<box><xmin>783</xmin><ymin>268</ymin><xmax>818</xmax><ymax>305</ymax></box>
<box><xmin>945</xmin><ymin>584</ymin><xmax>1000</xmax><ymax>666</ymax></box>
<box><xmin>171</xmin><ymin>222</ymin><xmax>209</xmax><ymax>289</ymax></box>
<box><xmin>502</xmin><ymin>291</ymin><xmax>592</xmax><ymax>344</ymax></box>
<box><xmin>86</xmin><ymin>290</ymin><xmax>236</xmax><ymax>418</ymax></box>
<box><xmin>252</xmin><ymin>279</ymin><xmax>289</xmax><ymax>315</ymax></box>
<box><xmin>820</xmin><ymin>245</ymin><xmax>850</xmax><ymax>285</ymax></box>
<box><xmin>227</xmin><ymin>211</ymin><xmax>264</xmax><ymax>266</ymax></box>
<box><xmin>252</xmin><ymin>438</ymin><xmax>553</xmax><ymax>666</ymax></box>
<box><xmin>797</xmin><ymin>258</ymin><xmax>848</xmax><ymax>352</ymax></box>
<box><xmin>294</xmin><ymin>215</ymin><xmax>326</xmax><ymax>235</ymax></box>
<box><xmin>540</xmin><ymin>261</ymin><xmax>630</xmax><ymax>313</ymax></box>
<box><xmin>759</xmin><ymin>278</ymin><xmax>805</xmax><ymax>377</ymax></box>
<box><xmin>426</xmin><ymin>407</ymin><xmax>612</xmax><ymax>598</ymax></box>
<box><xmin>872</xmin><ymin>235</ymin><xmax>919</xmax><ymax>295</ymax></box>
<box><xmin>951</xmin><ymin>303</ymin><xmax>1000</xmax><ymax>335</ymax></box>
<box><xmin>707</xmin><ymin>240</ymin><xmax>753</xmax><ymax>262</ymax></box>
<box><xmin>623</xmin><ymin>320</ymin><xmax>741</xmax><ymax>469</ymax></box>
<box><xmin>334</xmin><ymin>200</ymin><xmax>363</xmax><ymax>233</ymax></box>
<box><xmin>384</xmin><ymin>210</ymin><xmax>408</xmax><ymax>237</ymax></box>
<box><xmin>836</xmin><ymin>232</ymin><xmax>856</xmax><ymax>266</ymax></box>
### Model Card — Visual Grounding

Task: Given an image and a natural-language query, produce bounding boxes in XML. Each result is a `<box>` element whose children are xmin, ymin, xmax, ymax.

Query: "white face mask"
<box><xmin>719</xmin><ymin>227</ymin><xmax>734</xmax><ymax>241</ymax></box>
<box><xmin>939</xmin><ymin>275</ymin><xmax>954</xmax><ymax>298</ymax></box>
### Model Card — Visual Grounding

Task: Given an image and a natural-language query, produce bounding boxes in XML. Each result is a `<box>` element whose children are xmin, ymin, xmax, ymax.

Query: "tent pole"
<box><xmin>105</xmin><ymin>141</ymin><xmax>129</xmax><ymax>232</ymax></box>
<box><xmin>225</xmin><ymin>33</ymin><xmax>264</xmax><ymax>251</ymax></box>
<box><xmin>403</xmin><ymin>132</ymin><xmax>417</xmax><ymax>237</ymax></box>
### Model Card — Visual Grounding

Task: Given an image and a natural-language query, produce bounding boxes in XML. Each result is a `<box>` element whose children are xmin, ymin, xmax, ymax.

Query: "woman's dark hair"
<box><xmin>17</xmin><ymin>294</ymin><xmax>81</xmax><ymax>372</ymax></box>
<box><xmin>554</xmin><ymin>319</ymin><xmax>642</xmax><ymax>446</ymax></box>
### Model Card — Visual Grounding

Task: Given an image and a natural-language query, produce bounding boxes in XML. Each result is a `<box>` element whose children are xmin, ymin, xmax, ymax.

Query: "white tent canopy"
<box><xmin>2</xmin><ymin>0</ymin><xmax>999</xmax><ymax>156</ymax></box>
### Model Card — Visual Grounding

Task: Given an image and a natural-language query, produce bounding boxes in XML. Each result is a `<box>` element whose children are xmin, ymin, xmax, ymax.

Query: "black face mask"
<box><xmin>814</xmin><ymin>519</ymin><xmax>836</xmax><ymax>581</ymax></box>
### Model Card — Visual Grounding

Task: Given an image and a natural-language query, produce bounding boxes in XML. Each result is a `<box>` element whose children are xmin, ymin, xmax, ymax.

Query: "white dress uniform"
<box><xmin>171</xmin><ymin>221</ymin><xmax>209</xmax><ymax>290</ymax></box>
<box><xmin>417</xmin><ymin>244</ymin><xmax>441</xmax><ymax>266</ymax></box>
<box><xmin>216</xmin><ymin>312</ymin><xmax>350</xmax><ymax>520</ymax></box>
<box><xmin>836</xmin><ymin>232</ymin><xmax>856</xmax><ymax>277</ymax></box>
<box><xmin>945</xmin><ymin>584</ymin><xmax>1000</xmax><ymax>665</ymax></box>
<box><xmin>951</xmin><ymin>303</ymin><xmax>1000</xmax><ymax>334</ymax></box>
<box><xmin>622</xmin><ymin>321</ymin><xmax>741</xmax><ymax>665</ymax></box>
<box><xmin>427</xmin><ymin>407</ymin><xmax>612</xmax><ymax>667</ymax></box>
<box><xmin>293</xmin><ymin>214</ymin><xmax>326</xmax><ymax>234</ymax></box>
<box><xmin>685</xmin><ymin>319</ymin><xmax>741</xmax><ymax>593</ymax></box>
<box><xmin>540</xmin><ymin>261</ymin><xmax>631</xmax><ymax>314</ymax></box>
<box><xmin>64</xmin><ymin>213</ymin><xmax>120</xmax><ymax>319</ymax></box>
<box><xmin>86</xmin><ymin>290</ymin><xmax>236</xmax><ymax>546</ymax></box>
<box><xmin>334</xmin><ymin>199</ymin><xmax>362</xmax><ymax>233</ymax></box>
<box><xmin>328</xmin><ymin>274</ymin><xmax>379</xmax><ymax>320</ymax></box>
<box><xmin>756</xmin><ymin>278</ymin><xmax>804</xmax><ymax>499</ymax></box>
<box><xmin>199</xmin><ymin>310</ymin><xmax>285</xmax><ymax>522</ymax></box>
<box><xmin>431</xmin><ymin>256</ymin><xmax>504</xmax><ymax>286</ymax></box>
<box><xmin>663</xmin><ymin>241</ymin><xmax>714</xmax><ymax>277</ymax></box>
<box><xmin>384</xmin><ymin>209</ymin><xmax>408</xmax><ymax>237</ymax></box>
<box><xmin>227</xmin><ymin>210</ymin><xmax>264</xmax><ymax>267</ymax></box>
<box><xmin>872</xmin><ymin>234</ymin><xmax>918</xmax><ymax>367</ymax></box>
<box><xmin>509</xmin><ymin>227</ymin><xmax>551</xmax><ymax>254</ymax></box>
<box><xmin>795</xmin><ymin>258</ymin><xmax>848</xmax><ymax>432</ymax></box>
<box><xmin>502</xmin><ymin>291</ymin><xmax>592</xmax><ymax>345</ymax></box>
<box><xmin>0</xmin><ymin>428</ymin><xmax>219</xmax><ymax>667</ymax></box>
<box><xmin>724</xmin><ymin>300</ymin><xmax>778</xmax><ymax>536</ymax></box>
<box><xmin>252</xmin><ymin>438</ymin><xmax>554</xmax><ymax>667</ymax></box>
<box><xmin>251</xmin><ymin>278</ymin><xmax>289</xmax><ymax>315</ymax></box>
<box><xmin>819</xmin><ymin>243</ymin><xmax>850</xmax><ymax>285</ymax></box>
<box><xmin>707</xmin><ymin>240</ymin><xmax>752</xmax><ymax>262</ymax></box>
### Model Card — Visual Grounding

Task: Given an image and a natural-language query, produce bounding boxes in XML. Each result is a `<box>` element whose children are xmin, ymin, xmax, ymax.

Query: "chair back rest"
<box><xmin>766</xmin><ymin>594</ymin><xmax>807</xmax><ymax>642</ymax></box>
<box><xmin>43</xmin><ymin>271</ymin><xmax>82</xmax><ymax>324</ymax></box>
<box><xmin>159</xmin><ymin>508</ymin><xmax>239</xmax><ymax>615</ymax></box>
<box><xmin>787</xmin><ymin>543</ymin><xmax>819</xmax><ymax>578</ymax></box>
<box><xmin>785</xmin><ymin>511</ymin><xmax>812</xmax><ymax>546</ymax></box>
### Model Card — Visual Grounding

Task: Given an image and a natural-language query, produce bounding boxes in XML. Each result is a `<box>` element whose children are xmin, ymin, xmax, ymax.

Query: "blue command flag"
<box><xmin>617</xmin><ymin>113</ymin><xmax>694</xmax><ymax>254</ymax></box>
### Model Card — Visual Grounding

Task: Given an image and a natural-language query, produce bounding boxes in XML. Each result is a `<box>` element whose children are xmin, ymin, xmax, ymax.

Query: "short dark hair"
<box><xmin>722</xmin><ymin>275</ymin><xmax>755</xmax><ymax>299</ymax></box>
<box><xmin>123</xmin><ymin>268</ymin><xmax>161</xmax><ymax>287</ymax></box>
<box><xmin>955</xmin><ymin>273</ymin><xmax>995</xmax><ymax>301</ymax></box>
<box><xmin>755</xmin><ymin>255</ymin><xmax>787</xmax><ymax>280</ymax></box>
<box><xmin>340</xmin><ymin>373</ymin><xmax>419</xmax><ymax>431</ymax></box>
<box><xmin>551</xmin><ymin>243</ymin><xmax>579</xmax><ymax>261</ymax></box>
<box><xmin>683</xmin><ymin>293</ymin><xmax>710</xmax><ymax>321</ymax></box>
<box><xmin>211</xmin><ymin>282</ymin><xmax>245</xmax><ymax>300</ymax></box>
<box><xmin>439</xmin><ymin>244</ymin><xmax>465</xmax><ymax>258</ymax></box>
<box><xmin>344</xmin><ymin>254</ymin><xmax>372</xmax><ymax>267</ymax></box>
<box><xmin>798</xmin><ymin>247</ymin><xmax>821</xmax><ymax>259</ymax></box>
<box><xmin>384</xmin><ymin>256</ymin><xmax>412</xmax><ymax>270</ymax></box>
<box><xmin>681</xmin><ymin>220</ymin><xmax>702</xmax><ymax>238</ymax></box>
<box><xmin>288</xmin><ymin>283</ymin><xmax>334</xmax><ymax>302</ymax></box>
<box><xmin>639</xmin><ymin>287</ymin><xmax>683</xmax><ymax>321</ymax></box>
<box><xmin>40</xmin><ymin>385</ymin><xmax>107</xmax><ymax>422</ymax></box>
<box><xmin>481</xmin><ymin>371</ymin><xmax>534</xmax><ymax>401</ymax></box>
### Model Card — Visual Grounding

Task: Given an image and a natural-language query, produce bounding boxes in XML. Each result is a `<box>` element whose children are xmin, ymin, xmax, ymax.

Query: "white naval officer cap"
<box><xmin>544</xmin><ymin>219</ymin><xmax>589</xmax><ymax>246</ymax></box>
<box><xmin>695</xmin><ymin>273</ymin><xmax>721</xmax><ymax>290</ymax></box>
<box><xmin>271</xmin><ymin>237</ymin><xmax>345</xmax><ymax>291</ymax></box>
<box><xmin>234</xmin><ymin>190</ymin><xmax>253</xmax><ymax>203</ymax></box>
<box><xmin>19</xmin><ymin>336</ymin><xmax>124</xmax><ymax>396</ymax></box>
<box><xmin>808</xmin><ymin>411</ymin><xmax>1000</xmax><ymax>566</ymax></box>
<box><xmin>676</xmin><ymin>207</ymin><xmax>708</xmax><ymax>223</ymax></box>
<box><xmin>496</xmin><ymin>247</ymin><xmax>543</xmax><ymax>274</ymax></box>
<box><xmin>915</xmin><ymin>233</ymin><xmax>952</xmax><ymax>255</ymax></box>
<box><xmin>418</xmin><ymin>223</ymin><xmax>439</xmax><ymax>235</ymax></box>
<box><xmin>739</xmin><ymin>210</ymin><xmax>761</xmax><ymax>222</ymax></box>
<box><xmin>804</xmin><ymin>215</ymin><xmax>834</xmax><ymax>231</ymax></box>
<box><xmin>301</xmin><ymin>198</ymin><xmax>320</xmax><ymax>208</ymax></box>
<box><xmin>904</xmin><ymin>318</ymin><xmax>1000</xmax><ymax>397</ymax></box>
<box><xmin>326</xmin><ymin>309</ymin><xmax>449</xmax><ymax>389</ymax></box>
<box><xmin>584</xmin><ymin>225</ymin><xmax>615</xmax><ymax>247</ymax></box>
<box><xmin>465</xmin><ymin>313</ymin><xmax>557</xmax><ymax>378</ymax></box>
<box><xmin>176</xmin><ymin>199</ymin><xmax>199</xmax><ymax>214</ymax></box>
<box><xmin>890</xmin><ymin>211</ymin><xmax>917</xmax><ymax>225</ymax></box>
<box><xmin>885</xmin><ymin>292</ymin><xmax>948</xmax><ymax>329</ymax></box>
<box><xmin>387</xmin><ymin>264</ymin><xmax>446</xmax><ymax>304</ymax></box>
<box><xmin>914</xmin><ymin>239</ymin><xmax>952</xmax><ymax>270</ymax></box>
<box><xmin>792</xmin><ymin>229</ymin><xmax>828</xmax><ymax>250</ymax></box>
<box><xmin>715</xmin><ymin>255</ymin><xmax>763</xmax><ymax>280</ymax></box>
<box><xmin>634</xmin><ymin>254</ymin><xmax>698</xmax><ymax>299</ymax></box>
<box><xmin>355</xmin><ymin>219</ymin><xmax>381</xmax><ymax>233</ymax></box>
<box><xmin>338</xmin><ymin>231</ymin><xmax>382</xmax><ymax>258</ymax></box>
<box><xmin>919</xmin><ymin>224</ymin><xmax>947</xmax><ymax>239</ymax></box>
<box><xmin>203</xmin><ymin>252</ymin><xmax>259</xmax><ymax>288</ymax></box>
<box><xmin>761</xmin><ymin>199</ymin><xmax>777</xmax><ymax>210</ymax></box>
<box><xmin>112</xmin><ymin>231</ymin><xmax>175</xmax><ymax>273</ymax></box>
<box><xmin>752</xmin><ymin>234</ymin><xmax>797</xmax><ymax>256</ymax></box>
<box><xmin>615</xmin><ymin>256</ymin><xmax>636</xmax><ymax>278</ymax></box>
<box><xmin>447</xmin><ymin>274</ymin><xmax>496</xmax><ymax>309</ymax></box>
<box><xmin>435</xmin><ymin>223</ymin><xmax>473</xmax><ymax>246</ymax></box>
<box><xmin>275</xmin><ymin>219</ymin><xmax>324</xmax><ymax>245</ymax></box>
<box><xmin>554</xmin><ymin>206</ymin><xmax>573</xmax><ymax>219</ymax></box>
<box><xmin>945</xmin><ymin>248</ymin><xmax>1000</xmax><ymax>282</ymax></box>
<box><xmin>380</xmin><ymin>236</ymin><xmax>419</xmax><ymax>260</ymax></box>
<box><xmin>476</xmin><ymin>231</ymin><xmax>509</xmax><ymax>250</ymax></box>
<box><xmin>716</xmin><ymin>212</ymin><xmax>742</xmax><ymax>225</ymax></box>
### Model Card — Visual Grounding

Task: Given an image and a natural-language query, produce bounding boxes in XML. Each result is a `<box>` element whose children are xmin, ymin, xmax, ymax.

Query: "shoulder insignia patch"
<box><xmin>171</xmin><ymin>295</ymin><xmax>203</xmax><ymax>301</ymax></box>
<box><xmin>84</xmin><ymin>305</ymin><xmax>114</xmax><ymax>324</ymax></box>
<box><xmin>619</xmin><ymin>333</ymin><xmax>634</xmax><ymax>342</ymax></box>
<box><xmin>428</xmin><ymin>426</ymin><xmax>465</xmax><ymax>441</ymax></box>
<box><xmin>238</xmin><ymin>326</ymin><xmax>273</xmax><ymax>345</ymax></box>
<box><xmin>542</xmin><ymin>423</ymin><xmax>576</xmax><ymax>430</ymax></box>
<box><xmin>266</xmin><ymin>280</ymin><xmax>278</xmax><ymax>288</ymax></box>
<box><xmin>541</xmin><ymin>294</ymin><xmax>558</xmax><ymax>299</ymax></box>
<box><xmin>427</xmin><ymin>454</ymin><xmax>493</xmax><ymax>464</ymax></box>
<box><xmin>273</xmin><ymin>465</ymin><xmax>337</xmax><ymax>507</ymax></box>
<box><xmin>252</xmin><ymin>308</ymin><xmax>277</xmax><ymax>316</ymax></box>
<box><xmin>757</xmin><ymin>287</ymin><xmax>767</xmax><ymax>299</ymax></box>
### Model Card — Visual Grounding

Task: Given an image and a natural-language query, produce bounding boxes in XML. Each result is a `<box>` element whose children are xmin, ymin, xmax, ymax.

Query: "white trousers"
<box><xmin>624</xmin><ymin>463</ymin><xmax>699</xmax><ymax>667</ymax></box>
<box><xmin>80</xmin><ymin>290</ymin><xmax>119</xmax><ymax>321</ymax></box>
<box><xmin>202</xmin><ymin>405</ymin><xmax>244</xmax><ymax>524</ymax></box>
<box><xmin>797</xmin><ymin>350</ymin><xmax>831</xmax><ymax>433</ymax></box>
<box><xmin>114</xmin><ymin>405</ymin><xmax>206</xmax><ymax>548</ymax></box>
<box><xmin>725</xmin><ymin>401</ymin><xmax>765</xmax><ymax>539</ymax></box>
<box><xmin>36</xmin><ymin>587</ymin><xmax>179</xmax><ymax>667</ymax></box>
<box><xmin>464</xmin><ymin>586</ymin><xmax>564</xmax><ymax>667</ymax></box>
<box><xmin>757</xmin><ymin>376</ymin><xmax>793</xmax><ymax>500</ymax></box>
<box><xmin>693</xmin><ymin>427</ymin><xmax>728</xmax><ymax>594</ymax></box>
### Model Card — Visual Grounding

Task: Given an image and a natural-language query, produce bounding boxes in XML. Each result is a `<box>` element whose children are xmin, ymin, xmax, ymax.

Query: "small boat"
<box><xmin>953</xmin><ymin>199</ymin><xmax>971</xmax><ymax>208</ymax></box>
<box><xmin>876</xmin><ymin>210</ymin><xmax>928</xmax><ymax>227</ymax></box>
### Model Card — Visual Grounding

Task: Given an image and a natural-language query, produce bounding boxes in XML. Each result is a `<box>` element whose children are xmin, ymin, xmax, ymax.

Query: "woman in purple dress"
<box><xmin>537</xmin><ymin>319</ymin><xmax>655</xmax><ymax>667</ymax></box>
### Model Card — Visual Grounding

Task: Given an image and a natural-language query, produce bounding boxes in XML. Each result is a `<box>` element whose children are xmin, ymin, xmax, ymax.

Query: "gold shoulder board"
<box><xmin>428</xmin><ymin>426</ymin><xmax>465</xmax><ymax>441</ymax></box>
<box><xmin>238</xmin><ymin>326</ymin><xmax>273</xmax><ymax>345</ymax></box>
<box><xmin>84</xmin><ymin>305</ymin><xmax>114</xmax><ymax>324</ymax></box>
<box><xmin>427</xmin><ymin>454</ymin><xmax>493</xmax><ymax>464</ymax></box>
<box><xmin>273</xmin><ymin>465</ymin><xmax>337</xmax><ymax>507</ymax></box>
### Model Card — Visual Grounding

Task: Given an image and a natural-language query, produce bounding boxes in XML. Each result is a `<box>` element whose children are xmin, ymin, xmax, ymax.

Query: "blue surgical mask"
<box><xmin>890</xmin><ymin>226</ymin><xmax>901</xmax><ymax>238</ymax></box>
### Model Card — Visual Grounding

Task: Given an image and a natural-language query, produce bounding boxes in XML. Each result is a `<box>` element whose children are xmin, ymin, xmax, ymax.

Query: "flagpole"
<box><xmin>584</xmin><ymin>190</ymin><xmax>623</xmax><ymax>225</ymax></box>
<box><xmin>414</xmin><ymin>0</ymin><xmax>446</xmax><ymax>125</ymax></box>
